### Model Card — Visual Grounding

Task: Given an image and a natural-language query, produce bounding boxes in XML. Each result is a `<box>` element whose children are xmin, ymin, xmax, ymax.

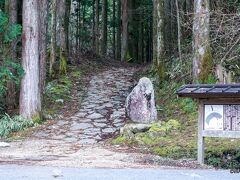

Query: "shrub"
<box><xmin>0</xmin><ymin>114</ymin><xmax>34</xmax><ymax>138</ymax></box>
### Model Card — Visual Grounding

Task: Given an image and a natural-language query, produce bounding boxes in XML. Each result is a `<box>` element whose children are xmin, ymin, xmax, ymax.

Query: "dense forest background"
<box><xmin>0</xmin><ymin>0</ymin><xmax>239</xmax><ymax>121</ymax></box>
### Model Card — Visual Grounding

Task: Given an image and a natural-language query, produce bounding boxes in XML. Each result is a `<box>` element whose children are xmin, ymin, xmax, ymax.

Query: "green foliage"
<box><xmin>111</xmin><ymin>136</ymin><xmax>128</xmax><ymax>145</ymax></box>
<box><xmin>0</xmin><ymin>11</ymin><xmax>8</xmax><ymax>31</ymax></box>
<box><xmin>0</xmin><ymin>10</ymin><xmax>22</xmax><ymax>42</ymax></box>
<box><xmin>59</xmin><ymin>53</ymin><xmax>67</xmax><ymax>74</ymax></box>
<box><xmin>206</xmin><ymin>148</ymin><xmax>240</xmax><ymax>169</ymax></box>
<box><xmin>0</xmin><ymin>60</ymin><xmax>24</xmax><ymax>95</ymax></box>
<box><xmin>0</xmin><ymin>10</ymin><xmax>22</xmax><ymax>113</ymax></box>
<box><xmin>0</xmin><ymin>114</ymin><xmax>34</xmax><ymax>138</ymax></box>
<box><xmin>150</xmin><ymin>120</ymin><xmax>181</xmax><ymax>134</ymax></box>
<box><xmin>71</xmin><ymin>71</ymin><xmax>81</xmax><ymax>78</ymax></box>
<box><xmin>4</xmin><ymin>24</ymin><xmax>22</xmax><ymax>43</ymax></box>
<box><xmin>45</xmin><ymin>76</ymin><xmax>73</xmax><ymax>103</ymax></box>
<box><xmin>125</xmin><ymin>51</ymin><xmax>132</xmax><ymax>62</ymax></box>
<box><xmin>179</xmin><ymin>98</ymin><xmax>197</xmax><ymax>114</ymax></box>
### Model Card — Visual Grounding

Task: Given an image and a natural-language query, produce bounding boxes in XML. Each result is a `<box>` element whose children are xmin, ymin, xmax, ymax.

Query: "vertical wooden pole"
<box><xmin>198</xmin><ymin>101</ymin><xmax>205</xmax><ymax>164</ymax></box>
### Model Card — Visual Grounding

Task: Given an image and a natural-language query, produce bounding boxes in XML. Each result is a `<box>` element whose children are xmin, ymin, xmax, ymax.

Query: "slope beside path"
<box><xmin>0</xmin><ymin>66</ymin><xmax>161</xmax><ymax>168</ymax></box>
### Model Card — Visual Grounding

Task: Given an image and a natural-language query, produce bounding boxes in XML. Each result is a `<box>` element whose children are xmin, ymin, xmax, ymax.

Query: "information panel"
<box><xmin>204</xmin><ymin>105</ymin><xmax>240</xmax><ymax>131</ymax></box>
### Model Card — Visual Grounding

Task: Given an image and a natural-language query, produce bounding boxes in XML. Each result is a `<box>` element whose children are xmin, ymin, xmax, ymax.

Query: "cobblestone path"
<box><xmin>33</xmin><ymin>67</ymin><xmax>136</xmax><ymax>144</ymax></box>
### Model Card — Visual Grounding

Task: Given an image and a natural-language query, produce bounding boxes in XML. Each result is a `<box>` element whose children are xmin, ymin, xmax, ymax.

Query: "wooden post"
<box><xmin>198</xmin><ymin>101</ymin><xmax>205</xmax><ymax>164</ymax></box>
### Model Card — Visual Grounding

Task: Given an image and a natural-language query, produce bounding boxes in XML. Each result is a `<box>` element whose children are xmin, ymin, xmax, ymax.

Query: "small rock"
<box><xmin>75</xmin><ymin>112</ymin><xmax>87</xmax><ymax>118</ymax></box>
<box><xmin>70</xmin><ymin>122</ymin><xmax>93</xmax><ymax>131</ymax></box>
<box><xmin>93</xmin><ymin>122</ymin><xmax>107</xmax><ymax>128</ymax></box>
<box><xmin>57</xmin><ymin>120</ymin><xmax>68</xmax><ymax>126</ymax></box>
<box><xmin>52</xmin><ymin>169</ymin><xmax>63</xmax><ymax>178</ymax></box>
<box><xmin>79</xmin><ymin>138</ymin><xmax>97</xmax><ymax>144</ymax></box>
<box><xmin>87</xmin><ymin>113</ymin><xmax>104</xmax><ymax>119</ymax></box>
<box><xmin>102</xmin><ymin>127</ymin><xmax>116</xmax><ymax>133</ymax></box>
<box><xmin>0</xmin><ymin>142</ymin><xmax>10</xmax><ymax>147</ymax></box>
<box><xmin>64</xmin><ymin>137</ymin><xmax>78</xmax><ymax>143</ymax></box>
<box><xmin>120</xmin><ymin>123</ymin><xmax>151</xmax><ymax>137</ymax></box>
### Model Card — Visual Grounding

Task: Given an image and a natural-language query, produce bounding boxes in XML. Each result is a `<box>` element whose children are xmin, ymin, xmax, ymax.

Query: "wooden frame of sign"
<box><xmin>198</xmin><ymin>98</ymin><xmax>240</xmax><ymax>164</ymax></box>
<box><xmin>177</xmin><ymin>84</ymin><xmax>240</xmax><ymax>164</ymax></box>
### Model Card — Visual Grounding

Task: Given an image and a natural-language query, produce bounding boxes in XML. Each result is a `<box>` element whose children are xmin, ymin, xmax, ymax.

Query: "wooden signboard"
<box><xmin>204</xmin><ymin>105</ymin><xmax>240</xmax><ymax>131</ymax></box>
<box><xmin>198</xmin><ymin>102</ymin><xmax>240</xmax><ymax>164</ymax></box>
<box><xmin>177</xmin><ymin>84</ymin><xmax>240</xmax><ymax>164</ymax></box>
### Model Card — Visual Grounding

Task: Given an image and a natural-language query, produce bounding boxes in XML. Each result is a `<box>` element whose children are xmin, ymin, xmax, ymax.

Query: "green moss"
<box><xmin>59</xmin><ymin>52</ymin><xmax>67</xmax><ymax>75</ymax></box>
<box><xmin>125</xmin><ymin>51</ymin><xmax>133</xmax><ymax>62</ymax></box>
<box><xmin>157</xmin><ymin>61</ymin><xmax>167</xmax><ymax>82</ymax></box>
<box><xmin>199</xmin><ymin>48</ymin><xmax>215</xmax><ymax>83</ymax></box>
<box><xmin>31</xmin><ymin>113</ymin><xmax>42</xmax><ymax>124</ymax></box>
<box><xmin>153</xmin><ymin>147</ymin><xmax>168</xmax><ymax>157</ymax></box>
<box><xmin>149</xmin><ymin>120</ymin><xmax>181</xmax><ymax>134</ymax></box>
<box><xmin>149</xmin><ymin>122</ymin><xmax>162</xmax><ymax>132</ymax></box>
<box><xmin>111</xmin><ymin>135</ymin><xmax>137</xmax><ymax>145</ymax></box>
<box><xmin>45</xmin><ymin>75</ymin><xmax>73</xmax><ymax>103</ymax></box>
<box><xmin>153</xmin><ymin>144</ymin><xmax>197</xmax><ymax>160</ymax></box>
<box><xmin>71</xmin><ymin>71</ymin><xmax>81</xmax><ymax>78</ymax></box>
<box><xmin>111</xmin><ymin>136</ymin><xmax>127</xmax><ymax>144</ymax></box>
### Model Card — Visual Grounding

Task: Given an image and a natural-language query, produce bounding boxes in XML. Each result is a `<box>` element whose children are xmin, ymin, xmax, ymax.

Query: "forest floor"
<box><xmin>0</xmin><ymin>56</ymin><xmax>198</xmax><ymax>169</ymax></box>
<box><xmin>0</xmin><ymin>56</ymin><xmax>210</xmax><ymax>169</ymax></box>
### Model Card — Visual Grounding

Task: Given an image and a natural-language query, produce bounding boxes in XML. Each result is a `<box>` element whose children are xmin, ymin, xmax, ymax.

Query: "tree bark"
<box><xmin>153</xmin><ymin>0</ymin><xmax>166</xmax><ymax>80</ymax></box>
<box><xmin>38</xmin><ymin>0</ymin><xmax>49</xmax><ymax>94</ymax></box>
<box><xmin>77</xmin><ymin>0</ymin><xmax>81</xmax><ymax>51</ymax></box>
<box><xmin>113</xmin><ymin>0</ymin><xmax>116</xmax><ymax>59</ymax></box>
<box><xmin>49</xmin><ymin>0</ymin><xmax>57</xmax><ymax>77</ymax></box>
<box><xmin>116</xmin><ymin>0</ymin><xmax>121</xmax><ymax>60</ymax></box>
<box><xmin>59</xmin><ymin>0</ymin><xmax>67</xmax><ymax>74</ymax></box>
<box><xmin>65</xmin><ymin>0</ymin><xmax>71</xmax><ymax>62</ymax></box>
<box><xmin>92</xmin><ymin>0</ymin><xmax>96</xmax><ymax>52</ymax></box>
<box><xmin>192</xmin><ymin>0</ymin><xmax>212</xmax><ymax>82</ymax></box>
<box><xmin>101</xmin><ymin>0</ymin><xmax>108</xmax><ymax>56</ymax></box>
<box><xmin>153</xmin><ymin>0</ymin><xmax>165</xmax><ymax>66</ymax></box>
<box><xmin>95</xmin><ymin>0</ymin><xmax>100</xmax><ymax>54</ymax></box>
<box><xmin>176</xmin><ymin>0</ymin><xmax>182</xmax><ymax>62</ymax></box>
<box><xmin>138</xmin><ymin>5</ymin><xmax>144</xmax><ymax>63</ymax></box>
<box><xmin>6</xmin><ymin>0</ymin><xmax>18</xmax><ymax>114</ymax></box>
<box><xmin>121</xmin><ymin>0</ymin><xmax>128</xmax><ymax>61</ymax></box>
<box><xmin>20</xmin><ymin>0</ymin><xmax>41</xmax><ymax>120</ymax></box>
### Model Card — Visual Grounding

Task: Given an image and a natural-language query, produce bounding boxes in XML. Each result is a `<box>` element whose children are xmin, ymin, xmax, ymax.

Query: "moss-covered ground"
<box><xmin>112</xmin><ymin>66</ymin><xmax>240</xmax><ymax>169</ymax></box>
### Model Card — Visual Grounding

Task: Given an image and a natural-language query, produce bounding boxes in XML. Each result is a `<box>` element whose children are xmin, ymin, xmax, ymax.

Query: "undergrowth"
<box><xmin>43</xmin><ymin>66</ymin><xmax>81</xmax><ymax>117</ymax></box>
<box><xmin>0</xmin><ymin>114</ymin><xmax>34</xmax><ymax>138</ymax></box>
<box><xmin>112</xmin><ymin>57</ymin><xmax>240</xmax><ymax>169</ymax></box>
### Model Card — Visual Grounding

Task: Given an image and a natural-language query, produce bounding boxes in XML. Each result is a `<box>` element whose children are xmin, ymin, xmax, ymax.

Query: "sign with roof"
<box><xmin>177</xmin><ymin>84</ymin><xmax>240</xmax><ymax>164</ymax></box>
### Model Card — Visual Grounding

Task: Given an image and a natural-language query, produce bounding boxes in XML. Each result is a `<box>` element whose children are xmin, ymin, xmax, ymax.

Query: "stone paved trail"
<box><xmin>0</xmin><ymin>66</ymin><xmax>163</xmax><ymax>168</ymax></box>
<box><xmin>33</xmin><ymin>67</ymin><xmax>135</xmax><ymax>144</ymax></box>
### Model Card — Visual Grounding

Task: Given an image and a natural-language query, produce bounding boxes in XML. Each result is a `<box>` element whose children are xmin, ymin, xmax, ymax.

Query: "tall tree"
<box><xmin>20</xmin><ymin>0</ymin><xmax>41</xmax><ymax>120</ymax></box>
<box><xmin>6</xmin><ymin>0</ymin><xmax>18</xmax><ymax>113</ymax></box>
<box><xmin>101</xmin><ymin>0</ymin><xmax>108</xmax><ymax>56</ymax></box>
<box><xmin>49</xmin><ymin>0</ymin><xmax>57</xmax><ymax>77</ymax></box>
<box><xmin>76</xmin><ymin>0</ymin><xmax>81</xmax><ymax>51</ymax></box>
<box><xmin>176</xmin><ymin>0</ymin><xmax>182</xmax><ymax>62</ymax></box>
<box><xmin>92</xmin><ymin>0</ymin><xmax>96</xmax><ymax>52</ymax></box>
<box><xmin>192</xmin><ymin>0</ymin><xmax>212</xmax><ymax>82</ymax></box>
<box><xmin>153</xmin><ymin>0</ymin><xmax>166</xmax><ymax>79</ymax></box>
<box><xmin>38</xmin><ymin>0</ymin><xmax>49</xmax><ymax>94</ymax></box>
<box><xmin>116</xmin><ymin>0</ymin><xmax>121</xmax><ymax>60</ymax></box>
<box><xmin>65</xmin><ymin>0</ymin><xmax>71</xmax><ymax>61</ymax></box>
<box><xmin>112</xmin><ymin>0</ymin><xmax>116</xmax><ymax>58</ymax></box>
<box><xmin>94</xmin><ymin>0</ymin><xmax>100</xmax><ymax>54</ymax></box>
<box><xmin>59</xmin><ymin>0</ymin><xmax>67</xmax><ymax>74</ymax></box>
<box><xmin>121</xmin><ymin>0</ymin><xmax>128</xmax><ymax>61</ymax></box>
<box><xmin>138</xmin><ymin>4</ymin><xmax>144</xmax><ymax>63</ymax></box>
